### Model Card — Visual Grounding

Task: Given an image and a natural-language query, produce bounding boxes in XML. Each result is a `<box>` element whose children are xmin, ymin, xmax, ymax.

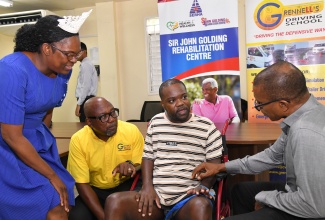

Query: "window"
<box><xmin>146</xmin><ymin>17</ymin><xmax>162</xmax><ymax>95</ymax></box>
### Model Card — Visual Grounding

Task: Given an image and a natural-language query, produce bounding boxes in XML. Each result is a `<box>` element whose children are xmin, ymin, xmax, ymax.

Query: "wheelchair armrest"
<box><xmin>130</xmin><ymin>171</ymin><xmax>141</xmax><ymax>191</ymax></box>
<box><xmin>215</xmin><ymin>172</ymin><xmax>227</xmax><ymax>181</ymax></box>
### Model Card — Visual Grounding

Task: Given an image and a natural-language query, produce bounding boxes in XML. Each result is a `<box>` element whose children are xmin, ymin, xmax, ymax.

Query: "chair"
<box><xmin>127</xmin><ymin>101</ymin><xmax>164</xmax><ymax>122</ymax></box>
<box><xmin>214</xmin><ymin>118</ymin><xmax>232</xmax><ymax>220</ymax></box>
<box><xmin>241</xmin><ymin>99</ymin><xmax>248</xmax><ymax>122</ymax></box>
<box><xmin>130</xmin><ymin>171</ymin><xmax>141</xmax><ymax>191</ymax></box>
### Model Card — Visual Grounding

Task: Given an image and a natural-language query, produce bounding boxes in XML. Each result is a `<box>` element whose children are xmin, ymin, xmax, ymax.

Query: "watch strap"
<box><xmin>126</xmin><ymin>160</ymin><xmax>135</xmax><ymax>167</ymax></box>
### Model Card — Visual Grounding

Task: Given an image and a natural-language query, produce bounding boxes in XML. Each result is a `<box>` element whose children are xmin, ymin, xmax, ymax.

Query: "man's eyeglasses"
<box><xmin>50</xmin><ymin>44</ymin><xmax>84</xmax><ymax>61</ymax></box>
<box><xmin>254</xmin><ymin>99</ymin><xmax>290</xmax><ymax>111</ymax></box>
<box><xmin>87</xmin><ymin>108</ymin><xmax>119</xmax><ymax>123</ymax></box>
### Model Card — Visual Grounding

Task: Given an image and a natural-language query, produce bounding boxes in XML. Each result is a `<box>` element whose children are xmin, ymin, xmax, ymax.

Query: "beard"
<box><xmin>167</xmin><ymin>107</ymin><xmax>190</xmax><ymax>123</ymax></box>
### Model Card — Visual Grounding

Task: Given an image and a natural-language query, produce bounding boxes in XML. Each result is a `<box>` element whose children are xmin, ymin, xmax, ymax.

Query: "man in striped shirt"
<box><xmin>105</xmin><ymin>78</ymin><xmax>223</xmax><ymax>220</ymax></box>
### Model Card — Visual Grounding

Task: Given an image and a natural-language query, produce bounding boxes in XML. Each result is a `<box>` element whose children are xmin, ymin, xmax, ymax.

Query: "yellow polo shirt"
<box><xmin>67</xmin><ymin>120</ymin><xmax>144</xmax><ymax>189</ymax></box>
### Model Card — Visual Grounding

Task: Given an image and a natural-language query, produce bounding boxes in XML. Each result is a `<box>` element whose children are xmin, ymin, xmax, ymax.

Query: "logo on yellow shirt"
<box><xmin>117</xmin><ymin>143</ymin><xmax>131</xmax><ymax>151</ymax></box>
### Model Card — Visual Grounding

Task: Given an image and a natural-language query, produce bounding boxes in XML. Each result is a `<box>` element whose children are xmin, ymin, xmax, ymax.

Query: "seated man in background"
<box><xmin>67</xmin><ymin>97</ymin><xmax>144</xmax><ymax>220</ymax></box>
<box><xmin>192</xmin><ymin>78</ymin><xmax>240</xmax><ymax>123</ymax></box>
<box><xmin>192</xmin><ymin>61</ymin><xmax>325</xmax><ymax>219</ymax></box>
<box><xmin>104</xmin><ymin>78</ymin><xmax>223</xmax><ymax>220</ymax></box>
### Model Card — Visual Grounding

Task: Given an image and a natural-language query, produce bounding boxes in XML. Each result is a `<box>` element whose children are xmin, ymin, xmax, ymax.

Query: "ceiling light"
<box><xmin>0</xmin><ymin>0</ymin><xmax>13</xmax><ymax>7</ymax></box>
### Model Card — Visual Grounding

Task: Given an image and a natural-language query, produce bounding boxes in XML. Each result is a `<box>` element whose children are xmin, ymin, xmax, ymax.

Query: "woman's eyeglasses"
<box><xmin>51</xmin><ymin>44</ymin><xmax>84</xmax><ymax>61</ymax></box>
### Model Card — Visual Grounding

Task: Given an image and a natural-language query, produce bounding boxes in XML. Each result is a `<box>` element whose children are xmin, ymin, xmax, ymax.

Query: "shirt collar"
<box><xmin>280</xmin><ymin>94</ymin><xmax>317</xmax><ymax>134</ymax></box>
<box><xmin>202</xmin><ymin>96</ymin><xmax>219</xmax><ymax>105</ymax></box>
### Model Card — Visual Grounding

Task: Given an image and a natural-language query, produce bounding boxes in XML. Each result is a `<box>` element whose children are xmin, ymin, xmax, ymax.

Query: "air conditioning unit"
<box><xmin>0</xmin><ymin>9</ymin><xmax>56</xmax><ymax>36</ymax></box>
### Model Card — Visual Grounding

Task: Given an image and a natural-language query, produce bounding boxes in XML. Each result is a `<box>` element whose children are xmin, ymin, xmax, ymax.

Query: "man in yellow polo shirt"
<box><xmin>67</xmin><ymin>97</ymin><xmax>144</xmax><ymax>220</ymax></box>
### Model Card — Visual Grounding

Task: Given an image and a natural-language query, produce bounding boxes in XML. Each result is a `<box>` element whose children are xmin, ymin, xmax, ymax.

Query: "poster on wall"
<box><xmin>158</xmin><ymin>0</ymin><xmax>241</xmax><ymax>118</ymax></box>
<box><xmin>246</xmin><ymin>0</ymin><xmax>325</xmax><ymax>123</ymax></box>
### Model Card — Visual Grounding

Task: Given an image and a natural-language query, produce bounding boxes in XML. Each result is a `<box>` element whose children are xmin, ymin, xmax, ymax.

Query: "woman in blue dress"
<box><xmin>0</xmin><ymin>11</ymin><xmax>91</xmax><ymax>220</ymax></box>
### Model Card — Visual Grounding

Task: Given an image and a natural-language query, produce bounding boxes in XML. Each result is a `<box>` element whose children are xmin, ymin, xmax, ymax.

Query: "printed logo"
<box><xmin>179</xmin><ymin>20</ymin><xmax>195</xmax><ymax>28</ymax></box>
<box><xmin>189</xmin><ymin>0</ymin><xmax>203</xmax><ymax>17</ymax></box>
<box><xmin>201</xmin><ymin>17</ymin><xmax>230</xmax><ymax>27</ymax></box>
<box><xmin>254</xmin><ymin>0</ymin><xmax>324</xmax><ymax>30</ymax></box>
<box><xmin>167</xmin><ymin>20</ymin><xmax>195</xmax><ymax>31</ymax></box>
<box><xmin>117</xmin><ymin>143</ymin><xmax>131</xmax><ymax>151</ymax></box>
<box><xmin>166</xmin><ymin>141</ymin><xmax>177</xmax><ymax>146</ymax></box>
<box><xmin>167</xmin><ymin>21</ymin><xmax>179</xmax><ymax>31</ymax></box>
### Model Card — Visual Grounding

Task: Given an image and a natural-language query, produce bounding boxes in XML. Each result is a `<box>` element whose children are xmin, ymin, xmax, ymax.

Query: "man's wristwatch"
<box><xmin>126</xmin><ymin>160</ymin><xmax>135</xmax><ymax>167</ymax></box>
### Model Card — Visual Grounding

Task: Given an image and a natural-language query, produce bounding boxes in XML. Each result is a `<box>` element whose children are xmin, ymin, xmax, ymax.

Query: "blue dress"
<box><xmin>0</xmin><ymin>52</ymin><xmax>75</xmax><ymax>219</ymax></box>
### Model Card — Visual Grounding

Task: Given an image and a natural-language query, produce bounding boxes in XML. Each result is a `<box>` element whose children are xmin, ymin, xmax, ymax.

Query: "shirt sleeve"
<box><xmin>67</xmin><ymin>135</ymin><xmax>90</xmax><ymax>183</ymax></box>
<box><xmin>205</xmin><ymin>123</ymin><xmax>223</xmax><ymax>161</ymax></box>
<box><xmin>0</xmin><ymin>63</ymin><xmax>25</xmax><ymax>125</ymax></box>
<box><xmin>255</xmin><ymin>129</ymin><xmax>325</xmax><ymax>218</ymax></box>
<box><xmin>142</xmin><ymin>123</ymin><xmax>154</xmax><ymax>160</ymax></box>
<box><xmin>77</xmin><ymin>61</ymin><xmax>95</xmax><ymax>105</ymax></box>
<box><xmin>227</xmin><ymin>96</ymin><xmax>239</xmax><ymax>119</ymax></box>
<box><xmin>225</xmin><ymin>133</ymin><xmax>286</xmax><ymax>174</ymax></box>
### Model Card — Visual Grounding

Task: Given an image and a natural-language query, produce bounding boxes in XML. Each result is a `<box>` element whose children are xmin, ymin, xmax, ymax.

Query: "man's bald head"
<box><xmin>84</xmin><ymin>97</ymin><xmax>113</xmax><ymax>118</ymax></box>
<box><xmin>84</xmin><ymin>97</ymin><xmax>118</xmax><ymax>140</ymax></box>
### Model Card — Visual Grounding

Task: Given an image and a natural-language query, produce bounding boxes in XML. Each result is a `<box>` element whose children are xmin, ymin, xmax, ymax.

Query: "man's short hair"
<box><xmin>254</xmin><ymin>61</ymin><xmax>307</xmax><ymax>101</ymax></box>
<box><xmin>159</xmin><ymin>78</ymin><xmax>186</xmax><ymax>99</ymax></box>
<box><xmin>202</xmin><ymin>78</ymin><xmax>218</xmax><ymax>88</ymax></box>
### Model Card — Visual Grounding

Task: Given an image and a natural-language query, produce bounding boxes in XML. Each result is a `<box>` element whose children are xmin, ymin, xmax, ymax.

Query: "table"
<box><xmin>56</xmin><ymin>139</ymin><xmax>71</xmax><ymax>157</ymax></box>
<box><xmin>51</xmin><ymin>121</ymin><xmax>281</xmax><ymax>156</ymax></box>
<box><xmin>50</xmin><ymin>122</ymin><xmax>85</xmax><ymax>167</ymax></box>
<box><xmin>51</xmin><ymin>121</ymin><xmax>282</xmax><ymax>184</ymax></box>
<box><xmin>50</xmin><ymin>122</ymin><xmax>86</xmax><ymax>139</ymax></box>
<box><xmin>214</xmin><ymin>122</ymin><xmax>281</xmax><ymax>145</ymax></box>
<box><xmin>214</xmin><ymin>122</ymin><xmax>282</xmax><ymax>185</ymax></box>
<box><xmin>131</xmin><ymin>121</ymin><xmax>281</xmax><ymax>144</ymax></box>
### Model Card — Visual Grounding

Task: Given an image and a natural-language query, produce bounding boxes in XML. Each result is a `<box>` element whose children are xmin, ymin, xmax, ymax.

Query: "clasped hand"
<box><xmin>112</xmin><ymin>162</ymin><xmax>136</xmax><ymax>178</ymax></box>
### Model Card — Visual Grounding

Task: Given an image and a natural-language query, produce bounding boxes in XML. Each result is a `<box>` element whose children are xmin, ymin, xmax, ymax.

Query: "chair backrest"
<box><xmin>140</xmin><ymin>101</ymin><xmax>164</xmax><ymax>122</ymax></box>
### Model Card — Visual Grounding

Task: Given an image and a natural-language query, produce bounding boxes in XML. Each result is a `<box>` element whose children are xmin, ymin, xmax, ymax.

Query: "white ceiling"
<box><xmin>0</xmin><ymin>0</ymin><xmax>116</xmax><ymax>14</ymax></box>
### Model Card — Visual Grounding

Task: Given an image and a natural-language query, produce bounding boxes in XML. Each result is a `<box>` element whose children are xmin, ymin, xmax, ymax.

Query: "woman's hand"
<box><xmin>48</xmin><ymin>173</ymin><xmax>70</xmax><ymax>212</ymax></box>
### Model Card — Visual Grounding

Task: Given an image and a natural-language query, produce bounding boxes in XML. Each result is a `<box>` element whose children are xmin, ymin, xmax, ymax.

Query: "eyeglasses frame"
<box><xmin>50</xmin><ymin>44</ymin><xmax>84</xmax><ymax>61</ymax></box>
<box><xmin>254</xmin><ymin>98</ymin><xmax>290</xmax><ymax>111</ymax></box>
<box><xmin>87</xmin><ymin>108</ymin><xmax>120</xmax><ymax>123</ymax></box>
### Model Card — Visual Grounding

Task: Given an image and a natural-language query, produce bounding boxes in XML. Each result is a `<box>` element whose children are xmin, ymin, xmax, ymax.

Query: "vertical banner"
<box><xmin>246</xmin><ymin>0</ymin><xmax>325</xmax><ymax>123</ymax></box>
<box><xmin>158</xmin><ymin>0</ymin><xmax>241</xmax><ymax>117</ymax></box>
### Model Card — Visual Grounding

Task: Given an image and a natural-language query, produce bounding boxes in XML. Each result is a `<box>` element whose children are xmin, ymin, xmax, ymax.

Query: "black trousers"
<box><xmin>68</xmin><ymin>179</ymin><xmax>133</xmax><ymax>220</ymax></box>
<box><xmin>225</xmin><ymin>181</ymin><xmax>307</xmax><ymax>220</ymax></box>
<box><xmin>77</xmin><ymin>95</ymin><xmax>95</xmax><ymax>122</ymax></box>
